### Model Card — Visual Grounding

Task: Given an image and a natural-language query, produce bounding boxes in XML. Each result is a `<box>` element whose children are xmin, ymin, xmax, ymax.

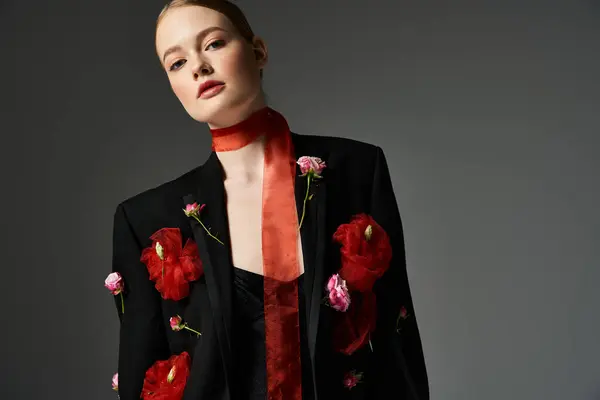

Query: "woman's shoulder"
<box><xmin>113</xmin><ymin>163</ymin><xmax>203</xmax><ymax>223</ymax></box>
<box><xmin>292</xmin><ymin>132</ymin><xmax>385</xmax><ymax>177</ymax></box>
<box><xmin>292</xmin><ymin>131</ymin><xmax>381</xmax><ymax>155</ymax></box>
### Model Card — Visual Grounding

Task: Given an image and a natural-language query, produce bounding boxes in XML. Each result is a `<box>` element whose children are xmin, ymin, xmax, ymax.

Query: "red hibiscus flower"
<box><xmin>333</xmin><ymin>213</ymin><xmax>392</xmax><ymax>292</ymax></box>
<box><xmin>333</xmin><ymin>291</ymin><xmax>377</xmax><ymax>355</ymax></box>
<box><xmin>141</xmin><ymin>351</ymin><xmax>191</xmax><ymax>400</ymax></box>
<box><xmin>140</xmin><ymin>228</ymin><xmax>203</xmax><ymax>301</ymax></box>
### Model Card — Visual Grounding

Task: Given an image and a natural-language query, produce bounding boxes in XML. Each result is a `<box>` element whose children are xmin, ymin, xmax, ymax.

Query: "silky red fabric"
<box><xmin>210</xmin><ymin>107</ymin><xmax>302</xmax><ymax>400</ymax></box>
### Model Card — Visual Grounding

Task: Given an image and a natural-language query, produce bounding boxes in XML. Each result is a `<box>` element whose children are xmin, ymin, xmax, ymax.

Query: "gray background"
<box><xmin>2</xmin><ymin>0</ymin><xmax>599</xmax><ymax>399</ymax></box>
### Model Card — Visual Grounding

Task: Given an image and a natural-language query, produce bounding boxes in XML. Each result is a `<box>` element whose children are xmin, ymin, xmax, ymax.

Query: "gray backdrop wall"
<box><xmin>2</xmin><ymin>0</ymin><xmax>599</xmax><ymax>399</ymax></box>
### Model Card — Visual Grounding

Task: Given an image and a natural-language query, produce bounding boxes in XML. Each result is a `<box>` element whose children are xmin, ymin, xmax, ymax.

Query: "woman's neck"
<box><xmin>216</xmin><ymin>134</ymin><xmax>266</xmax><ymax>185</ymax></box>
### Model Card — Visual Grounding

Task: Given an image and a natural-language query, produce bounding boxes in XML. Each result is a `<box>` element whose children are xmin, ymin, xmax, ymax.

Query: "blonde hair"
<box><xmin>157</xmin><ymin>0</ymin><xmax>255</xmax><ymax>43</ymax></box>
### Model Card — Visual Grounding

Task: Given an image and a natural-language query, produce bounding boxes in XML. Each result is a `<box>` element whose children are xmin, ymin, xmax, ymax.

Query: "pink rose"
<box><xmin>183</xmin><ymin>202</ymin><xmax>205</xmax><ymax>217</ymax></box>
<box><xmin>297</xmin><ymin>156</ymin><xmax>326</xmax><ymax>177</ymax></box>
<box><xmin>399</xmin><ymin>306</ymin><xmax>408</xmax><ymax>319</ymax></box>
<box><xmin>104</xmin><ymin>272</ymin><xmax>124</xmax><ymax>295</ymax></box>
<box><xmin>327</xmin><ymin>273</ymin><xmax>351</xmax><ymax>312</ymax></box>
<box><xmin>343</xmin><ymin>370</ymin><xmax>362</xmax><ymax>389</ymax></box>
<box><xmin>170</xmin><ymin>315</ymin><xmax>184</xmax><ymax>331</ymax></box>
<box><xmin>112</xmin><ymin>372</ymin><xmax>118</xmax><ymax>391</ymax></box>
<box><xmin>169</xmin><ymin>315</ymin><xmax>202</xmax><ymax>337</ymax></box>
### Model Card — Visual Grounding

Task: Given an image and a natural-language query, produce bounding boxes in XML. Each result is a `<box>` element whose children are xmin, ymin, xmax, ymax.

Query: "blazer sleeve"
<box><xmin>367</xmin><ymin>146</ymin><xmax>430</xmax><ymax>400</ymax></box>
<box><xmin>112</xmin><ymin>203</ymin><xmax>169</xmax><ymax>400</ymax></box>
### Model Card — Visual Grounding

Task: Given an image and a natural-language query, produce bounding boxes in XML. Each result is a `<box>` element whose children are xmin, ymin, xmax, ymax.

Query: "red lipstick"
<box><xmin>197</xmin><ymin>80</ymin><xmax>225</xmax><ymax>99</ymax></box>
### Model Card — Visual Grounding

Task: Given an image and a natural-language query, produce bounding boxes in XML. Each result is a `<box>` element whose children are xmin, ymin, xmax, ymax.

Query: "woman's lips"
<box><xmin>198</xmin><ymin>83</ymin><xmax>225</xmax><ymax>99</ymax></box>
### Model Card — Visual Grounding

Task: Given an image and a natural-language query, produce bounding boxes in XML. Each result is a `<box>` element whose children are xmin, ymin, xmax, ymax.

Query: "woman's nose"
<box><xmin>193</xmin><ymin>60</ymin><xmax>214</xmax><ymax>79</ymax></box>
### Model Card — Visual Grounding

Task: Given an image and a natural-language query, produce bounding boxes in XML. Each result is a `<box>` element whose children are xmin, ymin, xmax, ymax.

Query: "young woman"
<box><xmin>108</xmin><ymin>1</ymin><xmax>429</xmax><ymax>399</ymax></box>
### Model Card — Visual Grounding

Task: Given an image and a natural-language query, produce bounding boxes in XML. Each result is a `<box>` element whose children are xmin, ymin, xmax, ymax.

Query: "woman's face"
<box><xmin>155</xmin><ymin>6</ymin><xmax>267</xmax><ymax>128</ymax></box>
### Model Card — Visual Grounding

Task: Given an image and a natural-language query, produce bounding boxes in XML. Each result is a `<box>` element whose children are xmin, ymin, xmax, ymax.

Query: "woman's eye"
<box><xmin>206</xmin><ymin>39</ymin><xmax>225</xmax><ymax>50</ymax></box>
<box><xmin>169</xmin><ymin>59</ymin><xmax>186</xmax><ymax>71</ymax></box>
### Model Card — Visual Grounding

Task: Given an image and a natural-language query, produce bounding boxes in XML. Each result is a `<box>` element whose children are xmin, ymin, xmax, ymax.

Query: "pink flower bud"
<box><xmin>170</xmin><ymin>315</ymin><xmax>184</xmax><ymax>331</ymax></box>
<box><xmin>297</xmin><ymin>156</ymin><xmax>326</xmax><ymax>177</ymax></box>
<box><xmin>104</xmin><ymin>272</ymin><xmax>124</xmax><ymax>295</ymax></box>
<box><xmin>183</xmin><ymin>202</ymin><xmax>206</xmax><ymax>217</ymax></box>
<box><xmin>326</xmin><ymin>273</ymin><xmax>351</xmax><ymax>312</ymax></box>
<box><xmin>399</xmin><ymin>306</ymin><xmax>408</xmax><ymax>319</ymax></box>
<box><xmin>112</xmin><ymin>372</ymin><xmax>118</xmax><ymax>391</ymax></box>
<box><xmin>343</xmin><ymin>370</ymin><xmax>362</xmax><ymax>389</ymax></box>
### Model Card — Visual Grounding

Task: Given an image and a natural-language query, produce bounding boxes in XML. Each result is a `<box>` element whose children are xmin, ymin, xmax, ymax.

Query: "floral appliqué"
<box><xmin>105</xmin><ymin>272</ymin><xmax>125</xmax><ymax>314</ymax></box>
<box><xmin>140</xmin><ymin>228</ymin><xmax>203</xmax><ymax>301</ymax></box>
<box><xmin>325</xmin><ymin>273</ymin><xmax>351</xmax><ymax>312</ymax></box>
<box><xmin>170</xmin><ymin>315</ymin><xmax>201</xmax><ymax>337</ymax></box>
<box><xmin>329</xmin><ymin>213</ymin><xmax>392</xmax><ymax>355</ymax></box>
<box><xmin>396</xmin><ymin>305</ymin><xmax>410</xmax><ymax>333</ymax></box>
<box><xmin>184</xmin><ymin>202</ymin><xmax>224</xmax><ymax>245</ymax></box>
<box><xmin>343</xmin><ymin>370</ymin><xmax>363</xmax><ymax>389</ymax></box>
<box><xmin>111</xmin><ymin>372</ymin><xmax>119</xmax><ymax>393</ymax></box>
<box><xmin>297</xmin><ymin>156</ymin><xmax>326</xmax><ymax>230</ymax></box>
<box><xmin>141</xmin><ymin>352</ymin><xmax>191</xmax><ymax>400</ymax></box>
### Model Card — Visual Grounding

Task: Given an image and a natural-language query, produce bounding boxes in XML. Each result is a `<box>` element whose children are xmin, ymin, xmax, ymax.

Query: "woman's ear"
<box><xmin>251</xmin><ymin>36</ymin><xmax>268</xmax><ymax>69</ymax></box>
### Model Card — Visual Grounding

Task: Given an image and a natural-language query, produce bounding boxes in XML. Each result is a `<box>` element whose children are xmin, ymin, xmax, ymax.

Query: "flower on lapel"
<box><xmin>342</xmin><ymin>370</ymin><xmax>363</xmax><ymax>389</ymax></box>
<box><xmin>112</xmin><ymin>372</ymin><xmax>119</xmax><ymax>392</ymax></box>
<box><xmin>169</xmin><ymin>315</ymin><xmax>202</xmax><ymax>337</ymax></box>
<box><xmin>105</xmin><ymin>272</ymin><xmax>125</xmax><ymax>314</ymax></box>
<box><xmin>140</xmin><ymin>228</ymin><xmax>203</xmax><ymax>301</ymax></box>
<box><xmin>326</xmin><ymin>273</ymin><xmax>351</xmax><ymax>312</ymax></box>
<box><xmin>297</xmin><ymin>156</ymin><xmax>326</xmax><ymax>178</ymax></box>
<box><xmin>141</xmin><ymin>351</ymin><xmax>191</xmax><ymax>400</ymax></box>
<box><xmin>297</xmin><ymin>156</ymin><xmax>326</xmax><ymax>230</ymax></box>
<box><xmin>183</xmin><ymin>202</ymin><xmax>224</xmax><ymax>245</ymax></box>
<box><xmin>183</xmin><ymin>202</ymin><xmax>205</xmax><ymax>217</ymax></box>
<box><xmin>333</xmin><ymin>213</ymin><xmax>392</xmax><ymax>292</ymax></box>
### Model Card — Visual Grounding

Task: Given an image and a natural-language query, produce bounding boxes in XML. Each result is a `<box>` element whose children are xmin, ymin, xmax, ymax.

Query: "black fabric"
<box><xmin>232</xmin><ymin>267</ymin><xmax>314</xmax><ymax>400</ymax></box>
<box><xmin>112</xmin><ymin>133</ymin><xmax>430</xmax><ymax>400</ymax></box>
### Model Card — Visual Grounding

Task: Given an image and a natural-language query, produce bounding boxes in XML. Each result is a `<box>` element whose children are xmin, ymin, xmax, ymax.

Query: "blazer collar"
<box><xmin>182</xmin><ymin>133</ymin><xmax>328</xmax><ymax>398</ymax></box>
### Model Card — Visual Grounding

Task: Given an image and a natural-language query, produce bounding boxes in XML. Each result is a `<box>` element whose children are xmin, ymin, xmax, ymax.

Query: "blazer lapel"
<box><xmin>292</xmin><ymin>133</ymin><xmax>328</xmax><ymax>397</ymax></box>
<box><xmin>182</xmin><ymin>152</ymin><xmax>234</xmax><ymax>394</ymax></box>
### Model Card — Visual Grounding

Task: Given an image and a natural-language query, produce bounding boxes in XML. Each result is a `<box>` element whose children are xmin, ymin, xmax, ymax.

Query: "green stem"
<box><xmin>184</xmin><ymin>325</ymin><xmax>202</xmax><ymax>337</ymax></box>
<box><xmin>193</xmin><ymin>215</ymin><xmax>224</xmax><ymax>245</ymax></box>
<box><xmin>298</xmin><ymin>174</ymin><xmax>312</xmax><ymax>230</ymax></box>
<box><xmin>120</xmin><ymin>292</ymin><xmax>124</xmax><ymax>314</ymax></box>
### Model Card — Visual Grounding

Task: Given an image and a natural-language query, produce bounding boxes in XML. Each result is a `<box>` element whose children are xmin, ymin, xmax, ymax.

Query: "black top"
<box><xmin>232</xmin><ymin>267</ymin><xmax>314</xmax><ymax>400</ymax></box>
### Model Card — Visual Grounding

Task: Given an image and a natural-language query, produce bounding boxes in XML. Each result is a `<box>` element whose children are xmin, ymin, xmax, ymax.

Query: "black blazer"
<box><xmin>111</xmin><ymin>132</ymin><xmax>429</xmax><ymax>400</ymax></box>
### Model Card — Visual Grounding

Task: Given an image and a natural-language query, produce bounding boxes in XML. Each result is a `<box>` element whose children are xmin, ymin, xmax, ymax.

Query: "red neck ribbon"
<box><xmin>210</xmin><ymin>107</ymin><xmax>303</xmax><ymax>400</ymax></box>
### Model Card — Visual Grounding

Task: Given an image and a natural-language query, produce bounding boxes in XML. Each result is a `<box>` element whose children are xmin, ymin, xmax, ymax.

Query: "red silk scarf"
<box><xmin>210</xmin><ymin>107</ymin><xmax>302</xmax><ymax>400</ymax></box>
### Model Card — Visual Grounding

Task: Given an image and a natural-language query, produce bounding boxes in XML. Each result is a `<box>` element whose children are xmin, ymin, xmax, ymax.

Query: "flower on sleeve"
<box><xmin>105</xmin><ymin>272</ymin><xmax>125</xmax><ymax>314</ymax></box>
<box><xmin>111</xmin><ymin>372</ymin><xmax>119</xmax><ymax>392</ymax></box>
<box><xmin>183</xmin><ymin>202</ymin><xmax>224</xmax><ymax>245</ymax></box>
<box><xmin>140</xmin><ymin>228</ymin><xmax>203</xmax><ymax>301</ymax></box>
<box><xmin>326</xmin><ymin>273</ymin><xmax>351</xmax><ymax>312</ymax></box>
<box><xmin>141</xmin><ymin>352</ymin><xmax>191</xmax><ymax>399</ymax></box>
<box><xmin>169</xmin><ymin>315</ymin><xmax>202</xmax><ymax>337</ymax></box>
<box><xmin>296</xmin><ymin>156</ymin><xmax>326</xmax><ymax>230</ymax></box>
